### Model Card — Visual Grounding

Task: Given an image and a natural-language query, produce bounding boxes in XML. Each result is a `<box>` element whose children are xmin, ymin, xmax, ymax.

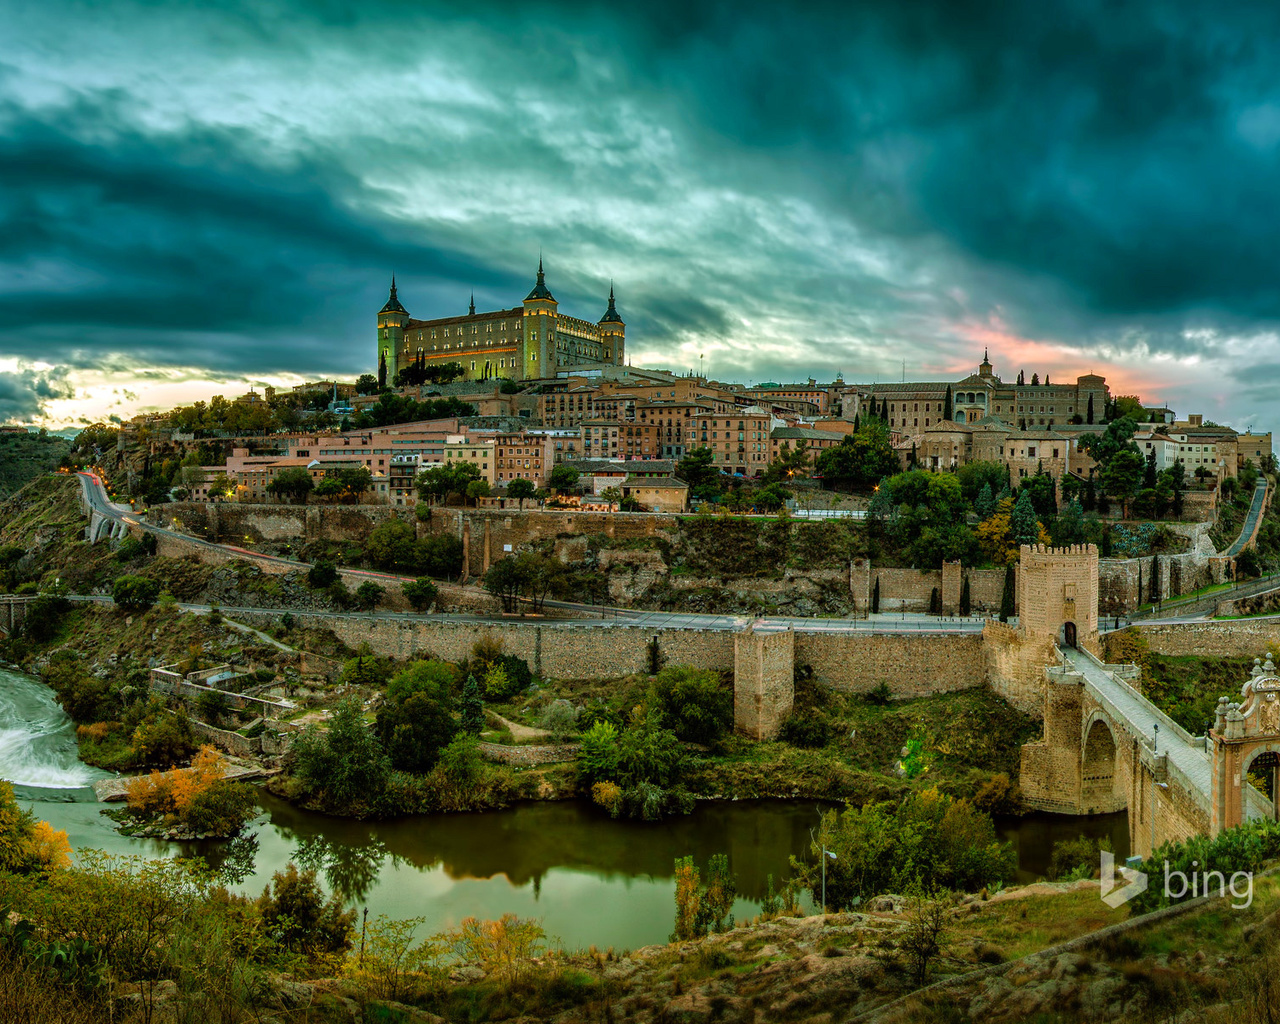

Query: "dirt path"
<box><xmin>487</xmin><ymin>710</ymin><xmax>551</xmax><ymax>741</ymax></box>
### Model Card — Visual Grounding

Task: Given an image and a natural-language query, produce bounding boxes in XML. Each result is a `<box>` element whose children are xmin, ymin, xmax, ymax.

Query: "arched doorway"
<box><xmin>1082</xmin><ymin>719</ymin><xmax>1118</xmax><ymax>811</ymax></box>
<box><xmin>1063</xmin><ymin>622</ymin><xmax>1078</xmax><ymax>648</ymax></box>
<box><xmin>1244</xmin><ymin>750</ymin><xmax>1280</xmax><ymax>821</ymax></box>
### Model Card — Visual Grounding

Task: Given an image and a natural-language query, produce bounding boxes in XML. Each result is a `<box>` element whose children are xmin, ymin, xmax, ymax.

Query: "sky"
<box><xmin>3</xmin><ymin>0</ymin><xmax>1280</xmax><ymax>430</ymax></box>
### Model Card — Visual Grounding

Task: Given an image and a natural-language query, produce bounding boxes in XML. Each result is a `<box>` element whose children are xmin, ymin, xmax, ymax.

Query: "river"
<box><xmin>0</xmin><ymin>667</ymin><xmax>1129</xmax><ymax>950</ymax></box>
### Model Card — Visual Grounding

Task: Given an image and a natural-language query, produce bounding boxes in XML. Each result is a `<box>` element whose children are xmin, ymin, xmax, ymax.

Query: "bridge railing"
<box><xmin>1074</xmin><ymin>645</ymin><xmax>1202</xmax><ymax>749</ymax></box>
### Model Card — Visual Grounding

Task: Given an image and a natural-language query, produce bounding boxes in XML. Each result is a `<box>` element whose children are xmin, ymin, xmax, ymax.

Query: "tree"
<box><xmin>649</xmin><ymin>666</ymin><xmax>733</xmax><ymax>745</ymax></box>
<box><xmin>975</xmin><ymin>482</ymin><xmax>996</xmax><ymax>519</ymax></box>
<box><xmin>293</xmin><ymin>698</ymin><xmax>391</xmax><ymax>809</ymax></box>
<box><xmin>482</xmin><ymin>557</ymin><xmax>525</xmax><ymax>612</ymax></box>
<box><xmin>466</xmin><ymin>479</ymin><xmax>491</xmax><ymax>505</ymax></box>
<box><xmin>943</xmin><ymin>385</ymin><xmax>953</xmax><ymax>421</ymax></box>
<box><xmin>959</xmin><ymin>577</ymin><xmax>971</xmax><ymax>617</ymax></box>
<box><xmin>599</xmin><ymin>485</ymin><xmax>622</xmax><ymax>509</ymax></box>
<box><xmin>112</xmin><ymin>574</ymin><xmax>159</xmax><ymax>612</ymax></box>
<box><xmin>417</xmin><ymin>462</ymin><xmax>481</xmax><ymax>505</ymax></box>
<box><xmin>460</xmin><ymin>674</ymin><xmax>485</xmax><ymax>736</ymax></box>
<box><xmin>507</xmin><ymin>478</ymin><xmax>536</xmax><ymax>508</ymax></box>
<box><xmin>999</xmin><ymin>564</ymin><xmax>1015</xmax><ymax>622</ymax></box>
<box><xmin>1143</xmin><ymin>448</ymin><xmax>1158</xmax><ymax>488</ymax></box>
<box><xmin>366</xmin><ymin>520</ymin><xmax>418</xmax><ymax>572</ymax></box>
<box><xmin>814</xmin><ymin>421</ymin><xmax>899</xmax><ymax>491</ymax></box>
<box><xmin>902</xmin><ymin>885</ymin><xmax>950</xmax><ymax>986</ymax></box>
<box><xmin>402</xmin><ymin>578</ymin><xmax>439</xmax><ymax>612</ymax></box>
<box><xmin>355</xmin><ymin>373</ymin><xmax>380</xmax><ymax>395</ymax></box>
<box><xmin>676</xmin><ymin>446</ymin><xmax>720</xmax><ymax>498</ymax></box>
<box><xmin>1086</xmin><ymin>393</ymin><xmax>1094</xmax><ymax>424</ymax></box>
<box><xmin>308</xmin><ymin>560</ymin><xmax>339</xmax><ymax>588</ymax></box>
<box><xmin>548</xmin><ymin>464</ymin><xmax>580</xmax><ymax>493</ymax></box>
<box><xmin>1149</xmin><ymin>554</ymin><xmax>1161</xmax><ymax>604</ymax></box>
<box><xmin>872</xmin><ymin>577</ymin><xmax>880</xmax><ymax>614</ymax></box>
<box><xmin>354</xmin><ymin>581</ymin><xmax>385</xmax><ymax>611</ymax></box>
<box><xmin>206</xmin><ymin>474</ymin><xmax>234</xmax><ymax>500</ymax></box>
<box><xmin>1055</xmin><ymin>499</ymin><xmax>1085</xmax><ymax>545</ymax></box>
<box><xmin>1010</xmin><ymin>491</ymin><xmax>1040</xmax><ymax>547</ymax></box>
<box><xmin>267</xmin><ymin>467</ymin><xmax>314</xmax><ymax>504</ymax></box>
<box><xmin>376</xmin><ymin>666</ymin><xmax>457</xmax><ymax>773</ymax></box>
<box><xmin>1099</xmin><ymin>447</ymin><xmax>1145</xmax><ymax>517</ymax></box>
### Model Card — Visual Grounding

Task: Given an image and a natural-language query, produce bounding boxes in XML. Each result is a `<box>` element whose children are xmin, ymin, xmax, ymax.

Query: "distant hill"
<box><xmin>0</xmin><ymin>431</ymin><xmax>72</xmax><ymax>498</ymax></box>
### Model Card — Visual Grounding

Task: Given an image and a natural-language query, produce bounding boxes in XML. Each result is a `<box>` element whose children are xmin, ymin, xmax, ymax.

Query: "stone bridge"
<box><xmin>0</xmin><ymin>595</ymin><xmax>36</xmax><ymax>637</ymax></box>
<box><xmin>1011</xmin><ymin>541</ymin><xmax>1280</xmax><ymax>856</ymax></box>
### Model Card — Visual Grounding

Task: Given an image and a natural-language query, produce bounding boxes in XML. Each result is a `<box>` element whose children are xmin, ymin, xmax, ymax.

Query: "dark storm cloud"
<box><xmin>0</xmin><ymin>367</ymin><xmax>72</xmax><ymax>423</ymax></box>
<box><xmin>6</xmin><ymin>0</ymin><xmax>1280</xmax><ymax>420</ymax></box>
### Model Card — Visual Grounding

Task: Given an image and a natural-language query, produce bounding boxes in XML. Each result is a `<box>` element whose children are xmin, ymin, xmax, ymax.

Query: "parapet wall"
<box><xmin>1129</xmin><ymin>621</ymin><xmax>1280</xmax><ymax>659</ymax></box>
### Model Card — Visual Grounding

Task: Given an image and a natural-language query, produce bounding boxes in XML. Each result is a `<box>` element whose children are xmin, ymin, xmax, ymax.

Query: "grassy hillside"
<box><xmin>0</xmin><ymin>431</ymin><xmax>71</xmax><ymax>498</ymax></box>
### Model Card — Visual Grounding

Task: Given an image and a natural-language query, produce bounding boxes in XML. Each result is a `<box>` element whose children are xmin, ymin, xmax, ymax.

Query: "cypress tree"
<box><xmin>1150</xmin><ymin>554</ymin><xmax>1161</xmax><ymax>603</ymax></box>
<box><xmin>872</xmin><ymin>577</ymin><xmax>880</xmax><ymax>614</ymax></box>
<box><xmin>976</xmin><ymin>482</ymin><xmax>996</xmax><ymax>519</ymax></box>
<box><xmin>853</xmin><ymin>413</ymin><xmax>861</xmax><ymax>432</ymax></box>
<box><xmin>1087</xmin><ymin>393</ymin><xmax>1094</xmax><ymax>424</ymax></box>
<box><xmin>1011</xmin><ymin>489</ymin><xmax>1040</xmax><ymax>546</ymax></box>
<box><xmin>1144</xmin><ymin>448</ymin><xmax>1157</xmax><ymax>488</ymax></box>
<box><xmin>461</xmin><ymin>674</ymin><xmax>485</xmax><ymax>736</ymax></box>
<box><xmin>959</xmin><ymin>577</ymin><xmax>971</xmax><ymax>617</ymax></box>
<box><xmin>378</xmin><ymin>351</ymin><xmax>387</xmax><ymax>390</ymax></box>
<box><xmin>943</xmin><ymin>385</ymin><xmax>953</xmax><ymax>421</ymax></box>
<box><xmin>999</xmin><ymin>564</ymin><xmax>1015</xmax><ymax>622</ymax></box>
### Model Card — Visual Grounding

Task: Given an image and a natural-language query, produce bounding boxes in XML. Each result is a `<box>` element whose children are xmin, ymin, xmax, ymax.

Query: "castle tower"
<box><xmin>979</xmin><ymin>348</ymin><xmax>994</xmax><ymax>379</ymax></box>
<box><xmin>1017</xmin><ymin>543</ymin><xmax>1099</xmax><ymax>652</ymax></box>
<box><xmin>521</xmin><ymin>257</ymin><xmax>558</xmax><ymax>378</ymax></box>
<box><xmin>598</xmin><ymin>284</ymin><xmax>625</xmax><ymax>366</ymax></box>
<box><xmin>377</xmin><ymin>276</ymin><xmax>410</xmax><ymax>383</ymax></box>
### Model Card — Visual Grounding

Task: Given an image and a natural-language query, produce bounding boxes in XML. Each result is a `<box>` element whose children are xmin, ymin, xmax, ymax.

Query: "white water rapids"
<box><xmin>0</xmin><ymin>668</ymin><xmax>102</xmax><ymax>791</ymax></box>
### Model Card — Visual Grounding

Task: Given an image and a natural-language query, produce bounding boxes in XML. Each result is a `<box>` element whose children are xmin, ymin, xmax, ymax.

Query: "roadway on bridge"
<box><xmin>1064</xmin><ymin>647</ymin><xmax>1212</xmax><ymax>799</ymax></box>
<box><xmin>1226</xmin><ymin>479</ymin><xmax>1270</xmax><ymax>557</ymax></box>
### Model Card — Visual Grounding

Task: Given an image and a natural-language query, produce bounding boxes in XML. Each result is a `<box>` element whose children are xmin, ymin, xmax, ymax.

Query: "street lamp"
<box><xmin>821</xmin><ymin>847</ymin><xmax>837</xmax><ymax>914</ymax></box>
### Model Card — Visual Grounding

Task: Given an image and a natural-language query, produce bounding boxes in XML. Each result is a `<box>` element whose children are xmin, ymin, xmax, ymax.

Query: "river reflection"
<box><xmin>6</xmin><ymin>666</ymin><xmax>1135</xmax><ymax>950</ymax></box>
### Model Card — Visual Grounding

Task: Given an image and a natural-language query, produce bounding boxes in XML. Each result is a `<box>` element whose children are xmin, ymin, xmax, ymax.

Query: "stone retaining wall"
<box><xmin>477</xmin><ymin>741</ymin><xmax>577</xmax><ymax>766</ymax></box>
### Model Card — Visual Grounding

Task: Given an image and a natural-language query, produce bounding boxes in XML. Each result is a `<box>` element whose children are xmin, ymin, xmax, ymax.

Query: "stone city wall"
<box><xmin>795</xmin><ymin>631</ymin><xmax>985</xmax><ymax>696</ymax></box>
<box><xmin>158</xmin><ymin>502</ymin><xmax>411</xmax><ymax>545</ymax></box>
<box><xmin>1129</xmin><ymin>621</ymin><xmax>1280</xmax><ymax>659</ymax></box>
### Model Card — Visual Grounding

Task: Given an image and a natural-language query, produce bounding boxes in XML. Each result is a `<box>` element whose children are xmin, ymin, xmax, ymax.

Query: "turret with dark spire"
<box><xmin>377</xmin><ymin>274</ymin><xmax>410</xmax><ymax>383</ymax></box>
<box><xmin>525</xmin><ymin>256</ymin><xmax>556</xmax><ymax>302</ymax></box>
<box><xmin>599</xmin><ymin>284</ymin><xmax>623</xmax><ymax>325</ymax></box>
<box><xmin>597</xmin><ymin>281</ymin><xmax>626</xmax><ymax>366</ymax></box>
<box><xmin>380</xmin><ymin>274</ymin><xmax>407</xmax><ymax>314</ymax></box>
<box><xmin>469</xmin><ymin>292</ymin><xmax>475</xmax><ymax>316</ymax></box>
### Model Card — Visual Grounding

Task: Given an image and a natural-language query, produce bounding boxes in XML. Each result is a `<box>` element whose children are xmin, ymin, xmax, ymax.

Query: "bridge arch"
<box><xmin>1081</xmin><ymin>715</ymin><xmax>1121</xmax><ymax>813</ymax></box>
<box><xmin>1242</xmin><ymin>745</ymin><xmax>1280</xmax><ymax>822</ymax></box>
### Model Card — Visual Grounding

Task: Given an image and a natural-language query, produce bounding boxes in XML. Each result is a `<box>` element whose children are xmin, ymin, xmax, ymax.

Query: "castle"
<box><xmin>376</xmin><ymin>260</ymin><xmax>626</xmax><ymax>385</ymax></box>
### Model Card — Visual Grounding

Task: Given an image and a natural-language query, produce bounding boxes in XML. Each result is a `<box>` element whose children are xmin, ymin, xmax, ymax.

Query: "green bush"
<box><xmin>292</xmin><ymin>698</ymin><xmax>390</xmax><ymax>810</ymax></box>
<box><xmin>19</xmin><ymin>594</ymin><xmax>71</xmax><ymax>644</ymax></box>
<box><xmin>778</xmin><ymin>714</ymin><xmax>832</xmax><ymax>748</ymax></box>
<box><xmin>307</xmin><ymin>560</ymin><xmax>339</xmax><ymax>588</ymax></box>
<box><xmin>576</xmin><ymin>721</ymin><xmax>620</xmax><ymax>788</ymax></box>
<box><xmin>649</xmin><ymin>666</ymin><xmax>732</xmax><ymax>745</ymax></box>
<box><xmin>402</xmin><ymin>577</ymin><xmax>439</xmax><ymax>612</ymax></box>
<box><xmin>111</xmin><ymin>574</ymin><xmax>159</xmax><ymax>612</ymax></box>
<box><xmin>803</xmin><ymin>788</ymin><xmax>1015</xmax><ymax>910</ymax></box>
<box><xmin>114</xmin><ymin>536</ymin><xmax>145</xmax><ymax>561</ymax></box>
<box><xmin>354</xmin><ymin>581</ymin><xmax>385</xmax><ymax>611</ymax></box>
<box><xmin>131</xmin><ymin>712</ymin><xmax>197</xmax><ymax>768</ymax></box>
<box><xmin>256</xmin><ymin>863</ymin><xmax>356</xmax><ymax>954</ymax></box>
<box><xmin>1128</xmin><ymin>819</ymin><xmax>1280</xmax><ymax>913</ymax></box>
<box><xmin>1047</xmin><ymin>835</ymin><xmax>1111</xmax><ymax>881</ymax></box>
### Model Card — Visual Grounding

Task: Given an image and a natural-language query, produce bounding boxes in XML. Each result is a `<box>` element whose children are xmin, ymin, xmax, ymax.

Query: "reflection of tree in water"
<box><xmin>216</xmin><ymin>834</ymin><xmax>260</xmax><ymax>886</ymax></box>
<box><xmin>292</xmin><ymin>833</ymin><xmax>394</xmax><ymax>902</ymax></box>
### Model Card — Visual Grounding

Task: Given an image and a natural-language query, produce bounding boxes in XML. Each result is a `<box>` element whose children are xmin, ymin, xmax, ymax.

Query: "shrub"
<box><xmin>114</xmin><ymin>536</ymin><xmax>145</xmax><ymax>561</ymax></box>
<box><xmin>649</xmin><ymin>666</ymin><xmax>732</xmax><ymax>745</ymax></box>
<box><xmin>460</xmin><ymin>674</ymin><xmax>485</xmax><ymax>736</ymax></box>
<box><xmin>257</xmin><ymin>863</ymin><xmax>355</xmax><ymax>955</ymax></box>
<box><xmin>377</xmin><ymin>670</ymin><xmax>457</xmax><ymax>774</ymax></box>
<box><xmin>671</xmin><ymin>854</ymin><xmax>737</xmax><ymax>941</ymax></box>
<box><xmin>446</xmin><ymin>914</ymin><xmax>547</xmax><ymax>983</ymax></box>
<box><xmin>863</xmin><ymin>682</ymin><xmax>892</xmax><ymax>706</ymax></box>
<box><xmin>483</xmin><ymin>663</ymin><xmax>516</xmax><ymax>701</ymax></box>
<box><xmin>354</xmin><ymin>581</ymin><xmax>385</xmax><ymax>611</ymax></box>
<box><xmin>307</xmin><ymin>560</ymin><xmax>339</xmax><ymax>588</ymax></box>
<box><xmin>540</xmin><ymin>699</ymin><xmax>579</xmax><ymax>740</ymax></box>
<box><xmin>197</xmin><ymin>688</ymin><xmax>232</xmax><ymax>725</ymax></box>
<box><xmin>292</xmin><ymin>698</ymin><xmax>391</xmax><ymax>809</ymax></box>
<box><xmin>131</xmin><ymin>711</ymin><xmax>197</xmax><ymax>767</ymax></box>
<box><xmin>779</xmin><ymin>714</ymin><xmax>832</xmax><ymax>749</ymax></box>
<box><xmin>1047</xmin><ymin>835</ymin><xmax>1111</xmax><ymax>881</ymax></box>
<box><xmin>576</xmin><ymin>721</ymin><xmax>620</xmax><ymax>788</ymax></box>
<box><xmin>20</xmin><ymin>594</ymin><xmax>71</xmax><ymax>644</ymax></box>
<box><xmin>591</xmin><ymin>781</ymin><xmax>623</xmax><ymax>816</ymax></box>
<box><xmin>111</xmin><ymin>574</ymin><xmax>159</xmax><ymax>612</ymax></box>
<box><xmin>437</xmin><ymin>734</ymin><xmax>484</xmax><ymax>793</ymax></box>
<box><xmin>402</xmin><ymin>578</ymin><xmax>439</xmax><ymax>612</ymax></box>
